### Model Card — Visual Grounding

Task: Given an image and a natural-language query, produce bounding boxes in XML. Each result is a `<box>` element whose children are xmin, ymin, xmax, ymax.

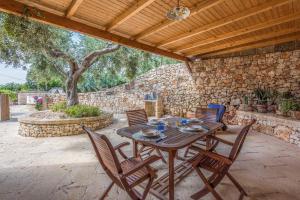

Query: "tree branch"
<box><xmin>52</xmin><ymin>64</ymin><xmax>67</xmax><ymax>78</ymax></box>
<box><xmin>47</xmin><ymin>48</ymin><xmax>79</xmax><ymax>73</ymax></box>
<box><xmin>81</xmin><ymin>45</ymin><xmax>120</xmax><ymax>71</ymax></box>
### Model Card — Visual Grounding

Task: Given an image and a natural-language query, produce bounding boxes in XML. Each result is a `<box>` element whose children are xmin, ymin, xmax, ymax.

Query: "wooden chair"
<box><xmin>83</xmin><ymin>126</ymin><xmax>160</xmax><ymax>200</ymax></box>
<box><xmin>126</xmin><ymin>109</ymin><xmax>166</xmax><ymax>163</ymax></box>
<box><xmin>184</xmin><ymin>108</ymin><xmax>219</xmax><ymax>158</ymax></box>
<box><xmin>189</xmin><ymin>119</ymin><xmax>256</xmax><ymax>200</ymax></box>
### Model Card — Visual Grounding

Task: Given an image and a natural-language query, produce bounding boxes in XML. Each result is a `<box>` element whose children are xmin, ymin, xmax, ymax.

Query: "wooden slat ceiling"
<box><xmin>0</xmin><ymin>0</ymin><xmax>299</xmax><ymax>61</ymax></box>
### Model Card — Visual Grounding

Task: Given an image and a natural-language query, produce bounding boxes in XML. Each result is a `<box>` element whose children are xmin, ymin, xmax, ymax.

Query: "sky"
<box><xmin>0</xmin><ymin>63</ymin><xmax>27</xmax><ymax>84</ymax></box>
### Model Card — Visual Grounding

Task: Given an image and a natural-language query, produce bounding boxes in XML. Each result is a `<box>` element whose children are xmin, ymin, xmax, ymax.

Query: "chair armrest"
<box><xmin>114</xmin><ymin>142</ymin><xmax>130</xmax><ymax>159</ymax></box>
<box><xmin>114</xmin><ymin>142</ymin><xmax>130</xmax><ymax>150</ymax></box>
<box><xmin>122</xmin><ymin>155</ymin><xmax>160</xmax><ymax>177</ymax></box>
<box><xmin>208</xmin><ymin>135</ymin><xmax>234</xmax><ymax>146</ymax></box>
<box><xmin>192</xmin><ymin>149</ymin><xmax>232</xmax><ymax>167</ymax></box>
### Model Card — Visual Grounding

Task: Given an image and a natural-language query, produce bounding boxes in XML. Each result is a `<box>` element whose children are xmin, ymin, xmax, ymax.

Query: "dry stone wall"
<box><xmin>49</xmin><ymin>49</ymin><xmax>300</xmax><ymax>116</ymax></box>
<box><xmin>191</xmin><ymin>50</ymin><xmax>300</xmax><ymax>106</ymax></box>
<box><xmin>50</xmin><ymin>64</ymin><xmax>201</xmax><ymax>115</ymax></box>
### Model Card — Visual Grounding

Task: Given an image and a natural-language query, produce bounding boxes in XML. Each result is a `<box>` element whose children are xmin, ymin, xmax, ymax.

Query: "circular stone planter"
<box><xmin>18</xmin><ymin>111</ymin><xmax>113</xmax><ymax>137</ymax></box>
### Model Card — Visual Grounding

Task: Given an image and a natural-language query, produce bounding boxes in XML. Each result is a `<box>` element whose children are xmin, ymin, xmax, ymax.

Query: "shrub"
<box><xmin>65</xmin><ymin>104</ymin><xmax>101</xmax><ymax>118</ymax></box>
<box><xmin>0</xmin><ymin>89</ymin><xmax>17</xmax><ymax>102</ymax></box>
<box><xmin>33</xmin><ymin>96</ymin><xmax>43</xmax><ymax>111</ymax></box>
<box><xmin>50</xmin><ymin>101</ymin><xmax>67</xmax><ymax>112</ymax></box>
<box><xmin>279</xmin><ymin>99</ymin><xmax>297</xmax><ymax>113</ymax></box>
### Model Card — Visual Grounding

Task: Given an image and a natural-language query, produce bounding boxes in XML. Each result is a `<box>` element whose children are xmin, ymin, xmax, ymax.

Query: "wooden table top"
<box><xmin>117</xmin><ymin>117</ymin><xmax>223</xmax><ymax>151</ymax></box>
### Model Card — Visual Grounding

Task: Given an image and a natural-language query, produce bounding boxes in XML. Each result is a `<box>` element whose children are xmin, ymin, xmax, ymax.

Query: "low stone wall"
<box><xmin>18</xmin><ymin>113</ymin><xmax>113</xmax><ymax>137</ymax></box>
<box><xmin>234</xmin><ymin>111</ymin><xmax>300</xmax><ymax>146</ymax></box>
<box><xmin>18</xmin><ymin>92</ymin><xmax>48</xmax><ymax>105</ymax></box>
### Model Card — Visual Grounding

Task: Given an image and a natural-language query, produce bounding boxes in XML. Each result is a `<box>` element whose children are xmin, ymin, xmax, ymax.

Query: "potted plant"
<box><xmin>266</xmin><ymin>89</ymin><xmax>279</xmax><ymax>113</ymax></box>
<box><xmin>254</xmin><ymin>88</ymin><xmax>268</xmax><ymax>113</ymax></box>
<box><xmin>276</xmin><ymin>91</ymin><xmax>295</xmax><ymax>116</ymax></box>
<box><xmin>277</xmin><ymin>99</ymin><xmax>294</xmax><ymax>117</ymax></box>
<box><xmin>290</xmin><ymin>102</ymin><xmax>300</xmax><ymax>120</ymax></box>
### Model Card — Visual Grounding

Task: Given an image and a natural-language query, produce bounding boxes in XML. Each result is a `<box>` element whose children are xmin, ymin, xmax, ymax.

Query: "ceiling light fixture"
<box><xmin>166</xmin><ymin>0</ymin><xmax>190</xmax><ymax>21</ymax></box>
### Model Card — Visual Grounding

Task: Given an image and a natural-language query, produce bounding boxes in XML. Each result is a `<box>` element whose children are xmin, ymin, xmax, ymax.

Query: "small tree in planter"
<box><xmin>254</xmin><ymin>88</ymin><xmax>268</xmax><ymax>113</ymax></box>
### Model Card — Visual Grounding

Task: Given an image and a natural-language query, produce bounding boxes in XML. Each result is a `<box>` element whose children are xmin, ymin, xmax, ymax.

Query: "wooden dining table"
<box><xmin>117</xmin><ymin>117</ymin><xmax>223</xmax><ymax>200</ymax></box>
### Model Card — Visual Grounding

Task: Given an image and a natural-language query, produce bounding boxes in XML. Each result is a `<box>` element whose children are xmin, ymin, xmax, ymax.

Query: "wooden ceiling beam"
<box><xmin>0</xmin><ymin>0</ymin><xmax>188</xmax><ymax>62</ymax></box>
<box><xmin>184</xmin><ymin>16</ymin><xmax>300</xmax><ymax>55</ymax></box>
<box><xmin>176</xmin><ymin>12</ymin><xmax>300</xmax><ymax>53</ymax></box>
<box><xmin>187</xmin><ymin>28</ymin><xmax>300</xmax><ymax>56</ymax></box>
<box><xmin>158</xmin><ymin>0</ymin><xmax>290</xmax><ymax>47</ymax></box>
<box><xmin>134</xmin><ymin>0</ymin><xmax>224</xmax><ymax>40</ymax></box>
<box><xmin>65</xmin><ymin>0</ymin><xmax>84</xmax><ymax>18</ymax></box>
<box><xmin>107</xmin><ymin>0</ymin><xmax>156</xmax><ymax>31</ymax></box>
<box><xmin>198</xmin><ymin>33</ymin><xmax>300</xmax><ymax>58</ymax></box>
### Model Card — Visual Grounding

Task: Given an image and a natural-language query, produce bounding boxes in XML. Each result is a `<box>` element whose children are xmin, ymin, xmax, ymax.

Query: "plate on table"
<box><xmin>189</xmin><ymin>118</ymin><xmax>204</xmax><ymax>123</ymax></box>
<box><xmin>148</xmin><ymin>119</ymin><xmax>162</xmax><ymax>126</ymax></box>
<box><xmin>141</xmin><ymin>129</ymin><xmax>160</xmax><ymax>138</ymax></box>
<box><xmin>179</xmin><ymin>125</ymin><xmax>205</xmax><ymax>133</ymax></box>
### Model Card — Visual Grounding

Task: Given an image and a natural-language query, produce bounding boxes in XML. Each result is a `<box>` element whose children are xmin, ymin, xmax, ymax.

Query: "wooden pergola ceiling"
<box><xmin>0</xmin><ymin>0</ymin><xmax>299</xmax><ymax>62</ymax></box>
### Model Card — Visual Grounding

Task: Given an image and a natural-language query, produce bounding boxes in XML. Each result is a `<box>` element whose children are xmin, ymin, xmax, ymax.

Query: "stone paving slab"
<box><xmin>1</xmin><ymin>105</ymin><xmax>300</xmax><ymax>200</ymax></box>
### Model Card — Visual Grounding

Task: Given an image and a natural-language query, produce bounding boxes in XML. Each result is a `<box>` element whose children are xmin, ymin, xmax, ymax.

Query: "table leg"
<box><xmin>168</xmin><ymin>150</ymin><xmax>177</xmax><ymax>200</ymax></box>
<box><xmin>132</xmin><ymin>140</ymin><xmax>138</xmax><ymax>157</ymax></box>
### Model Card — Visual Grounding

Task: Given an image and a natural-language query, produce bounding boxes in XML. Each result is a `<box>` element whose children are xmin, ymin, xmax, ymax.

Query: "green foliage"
<box><xmin>254</xmin><ymin>87</ymin><xmax>268</xmax><ymax>104</ymax></box>
<box><xmin>279</xmin><ymin>100</ymin><xmax>297</xmax><ymax>113</ymax></box>
<box><xmin>35</xmin><ymin>102</ymin><xmax>43</xmax><ymax>111</ymax></box>
<box><xmin>26</xmin><ymin>66</ymin><xmax>63</xmax><ymax>91</ymax></box>
<box><xmin>266</xmin><ymin>89</ymin><xmax>279</xmax><ymax>105</ymax></box>
<box><xmin>0</xmin><ymin>89</ymin><xmax>17</xmax><ymax>102</ymax></box>
<box><xmin>0</xmin><ymin>12</ymin><xmax>178</xmax><ymax>95</ymax></box>
<box><xmin>243</xmin><ymin>95</ymin><xmax>249</xmax><ymax>104</ymax></box>
<box><xmin>65</xmin><ymin>104</ymin><xmax>101</xmax><ymax>118</ymax></box>
<box><xmin>50</xmin><ymin>101</ymin><xmax>67</xmax><ymax>112</ymax></box>
<box><xmin>0</xmin><ymin>82</ymin><xmax>28</xmax><ymax>91</ymax></box>
<box><xmin>50</xmin><ymin>102</ymin><xmax>101</xmax><ymax>117</ymax></box>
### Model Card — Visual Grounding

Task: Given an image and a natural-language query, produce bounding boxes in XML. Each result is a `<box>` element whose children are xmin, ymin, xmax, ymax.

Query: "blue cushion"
<box><xmin>207</xmin><ymin>104</ymin><xmax>226</xmax><ymax>122</ymax></box>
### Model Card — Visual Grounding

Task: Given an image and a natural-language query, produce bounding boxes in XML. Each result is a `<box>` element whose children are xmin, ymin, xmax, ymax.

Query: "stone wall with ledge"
<box><xmin>233</xmin><ymin>110</ymin><xmax>300</xmax><ymax>146</ymax></box>
<box><xmin>48</xmin><ymin>46</ymin><xmax>300</xmax><ymax>116</ymax></box>
<box><xmin>18</xmin><ymin>112</ymin><xmax>113</xmax><ymax>137</ymax></box>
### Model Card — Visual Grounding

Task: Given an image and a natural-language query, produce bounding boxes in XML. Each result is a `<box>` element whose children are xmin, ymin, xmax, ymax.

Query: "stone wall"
<box><xmin>234</xmin><ymin>111</ymin><xmax>300</xmax><ymax>147</ymax></box>
<box><xmin>49</xmin><ymin>49</ymin><xmax>300</xmax><ymax>116</ymax></box>
<box><xmin>18</xmin><ymin>112</ymin><xmax>113</xmax><ymax>137</ymax></box>
<box><xmin>18</xmin><ymin>92</ymin><xmax>48</xmax><ymax>105</ymax></box>
<box><xmin>49</xmin><ymin>64</ymin><xmax>200</xmax><ymax>115</ymax></box>
<box><xmin>191</xmin><ymin>49</ymin><xmax>300</xmax><ymax>106</ymax></box>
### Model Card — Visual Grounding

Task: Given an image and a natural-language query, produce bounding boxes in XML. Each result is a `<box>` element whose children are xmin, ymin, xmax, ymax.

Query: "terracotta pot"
<box><xmin>256</xmin><ymin>104</ymin><xmax>267</xmax><ymax>113</ymax></box>
<box><xmin>290</xmin><ymin>111</ymin><xmax>300</xmax><ymax>120</ymax></box>
<box><xmin>267</xmin><ymin>104</ymin><xmax>277</xmax><ymax>113</ymax></box>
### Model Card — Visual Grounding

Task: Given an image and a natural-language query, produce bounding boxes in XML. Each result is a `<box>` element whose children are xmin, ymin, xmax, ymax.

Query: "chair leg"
<box><xmin>183</xmin><ymin>146</ymin><xmax>191</xmax><ymax>158</ymax></box>
<box><xmin>226</xmin><ymin>172</ymin><xmax>248</xmax><ymax>196</ymax></box>
<box><xmin>99</xmin><ymin>182</ymin><xmax>114</xmax><ymax>200</ymax></box>
<box><xmin>191</xmin><ymin>168</ymin><xmax>223</xmax><ymax>200</ymax></box>
<box><xmin>141</xmin><ymin>176</ymin><xmax>154</xmax><ymax>200</ymax></box>
<box><xmin>156</xmin><ymin>148</ymin><xmax>167</xmax><ymax>163</ymax></box>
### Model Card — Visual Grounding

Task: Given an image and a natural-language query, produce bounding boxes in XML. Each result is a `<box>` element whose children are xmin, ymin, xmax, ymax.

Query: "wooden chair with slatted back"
<box><xmin>126</xmin><ymin>109</ymin><xmax>166</xmax><ymax>163</ymax></box>
<box><xmin>184</xmin><ymin>108</ymin><xmax>219</xmax><ymax>157</ymax></box>
<box><xmin>189</xmin><ymin>119</ymin><xmax>256</xmax><ymax>200</ymax></box>
<box><xmin>83</xmin><ymin>126</ymin><xmax>160</xmax><ymax>200</ymax></box>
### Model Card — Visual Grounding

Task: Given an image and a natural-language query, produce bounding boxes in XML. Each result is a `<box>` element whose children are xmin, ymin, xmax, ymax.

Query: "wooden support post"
<box><xmin>0</xmin><ymin>94</ymin><xmax>10</xmax><ymax>121</ymax></box>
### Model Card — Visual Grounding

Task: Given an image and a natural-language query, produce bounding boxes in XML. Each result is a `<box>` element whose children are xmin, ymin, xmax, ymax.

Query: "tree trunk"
<box><xmin>66</xmin><ymin>75</ymin><xmax>79</xmax><ymax>107</ymax></box>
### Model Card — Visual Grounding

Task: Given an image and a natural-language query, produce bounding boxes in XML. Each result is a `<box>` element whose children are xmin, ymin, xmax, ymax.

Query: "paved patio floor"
<box><xmin>1</xmin><ymin>105</ymin><xmax>300</xmax><ymax>200</ymax></box>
